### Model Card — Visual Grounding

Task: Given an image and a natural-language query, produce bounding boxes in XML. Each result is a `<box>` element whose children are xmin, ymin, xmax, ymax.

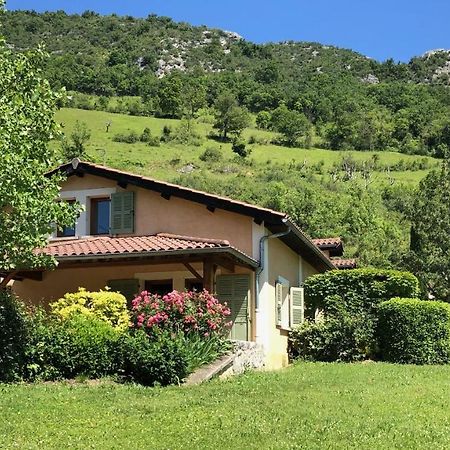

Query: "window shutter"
<box><xmin>216</xmin><ymin>275</ymin><xmax>249</xmax><ymax>341</ymax></box>
<box><xmin>107</xmin><ymin>278</ymin><xmax>140</xmax><ymax>307</ymax></box>
<box><xmin>290</xmin><ymin>287</ymin><xmax>305</xmax><ymax>327</ymax></box>
<box><xmin>275</xmin><ymin>282</ymin><xmax>283</xmax><ymax>326</ymax></box>
<box><xmin>110</xmin><ymin>191</ymin><xmax>134</xmax><ymax>235</ymax></box>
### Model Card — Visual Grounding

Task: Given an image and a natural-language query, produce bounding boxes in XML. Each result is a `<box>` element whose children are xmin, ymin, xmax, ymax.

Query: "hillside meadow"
<box><xmin>55</xmin><ymin>108</ymin><xmax>438</xmax><ymax>185</ymax></box>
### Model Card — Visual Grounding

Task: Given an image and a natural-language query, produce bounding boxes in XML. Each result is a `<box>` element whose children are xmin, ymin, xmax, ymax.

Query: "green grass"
<box><xmin>2</xmin><ymin>362</ymin><xmax>450</xmax><ymax>449</ymax></box>
<box><xmin>55</xmin><ymin>108</ymin><xmax>439</xmax><ymax>185</ymax></box>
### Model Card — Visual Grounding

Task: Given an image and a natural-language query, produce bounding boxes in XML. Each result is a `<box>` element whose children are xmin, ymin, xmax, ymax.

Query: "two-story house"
<box><xmin>12</xmin><ymin>159</ymin><xmax>346</xmax><ymax>369</ymax></box>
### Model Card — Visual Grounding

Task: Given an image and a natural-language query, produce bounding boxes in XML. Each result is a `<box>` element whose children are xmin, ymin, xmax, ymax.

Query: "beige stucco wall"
<box><xmin>13</xmin><ymin>262</ymin><xmax>252</xmax><ymax>306</ymax></box>
<box><xmin>261</xmin><ymin>238</ymin><xmax>320</xmax><ymax>370</ymax></box>
<box><xmin>60</xmin><ymin>174</ymin><xmax>254</xmax><ymax>257</ymax></box>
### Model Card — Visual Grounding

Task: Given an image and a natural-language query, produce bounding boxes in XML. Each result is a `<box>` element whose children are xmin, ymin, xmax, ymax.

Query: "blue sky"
<box><xmin>7</xmin><ymin>0</ymin><xmax>450</xmax><ymax>61</ymax></box>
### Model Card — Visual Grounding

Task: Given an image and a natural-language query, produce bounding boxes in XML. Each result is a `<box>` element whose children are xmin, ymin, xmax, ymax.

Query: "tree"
<box><xmin>271</xmin><ymin>105</ymin><xmax>312</xmax><ymax>147</ymax></box>
<box><xmin>61</xmin><ymin>121</ymin><xmax>91</xmax><ymax>160</ymax></box>
<box><xmin>181</xmin><ymin>77</ymin><xmax>207</xmax><ymax>124</ymax></box>
<box><xmin>156</xmin><ymin>74</ymin><xmax>183</xmax><ymax>118</ymax></box>
<box><xmin>213</xmin><ymin>92</ymin><xmax>250</xmax><ymax>140</ymax></box>
<box><xmin>404</xmin><ymin>157</ymin><xmax>450</xmax><ymax>301</ymax></box>
<box><xmin>0</xmin><ymin>2</ymin><xmax>79</xmax><ymax>288</ymax></box>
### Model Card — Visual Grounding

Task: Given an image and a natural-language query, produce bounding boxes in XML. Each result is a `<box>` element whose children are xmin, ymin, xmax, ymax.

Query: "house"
<box><xmin>12</xmin><ymin>159</ymin><xmax>349</xmax><ymax>369</ymax></box>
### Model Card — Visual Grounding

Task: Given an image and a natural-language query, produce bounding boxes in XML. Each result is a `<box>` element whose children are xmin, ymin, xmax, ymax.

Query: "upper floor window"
<box><xmin>90</xmin><ymin>197</ymin><xmax>111</xmax><ymax>235</ymax></box>
<box><xmin>57</xmin><ymin>199</ymin><xmax>76</xmax><ymax>238</ymax></box>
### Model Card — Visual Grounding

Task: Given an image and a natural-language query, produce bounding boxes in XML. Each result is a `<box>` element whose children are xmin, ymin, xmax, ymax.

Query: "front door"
<box><xmin>216</xmin><ymin>274</ymin><xmax>250</xmax><ymax>341</ymax></box>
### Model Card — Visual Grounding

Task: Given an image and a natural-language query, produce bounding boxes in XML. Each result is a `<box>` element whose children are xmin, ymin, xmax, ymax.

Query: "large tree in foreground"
<box><xmin>0</xmin><ymin>1</ymin><xmax>79</xmax><ymax>288</ymax></box>
<box><xmin>404</xmin><ymin>156</ymin><xmax>450</xmax><ymax>301</ymax></box>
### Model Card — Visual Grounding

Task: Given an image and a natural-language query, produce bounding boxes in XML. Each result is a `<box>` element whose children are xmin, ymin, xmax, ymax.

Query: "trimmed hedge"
<box><xmin>303</xmin><ymin>269</ymin><xmax>420</xmax><ymax>317</ymax></box>
<box><xmin>378</xmin><ymin>298</ymin><xmax>450</xmax><ymax>364</ymax></box>
<box><xmin>290</xmin><ymin>269</ymin><xmax>420</xmax><ymax>362</ymax></box>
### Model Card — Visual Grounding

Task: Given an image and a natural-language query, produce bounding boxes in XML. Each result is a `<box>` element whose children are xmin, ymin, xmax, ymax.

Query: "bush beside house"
<box><xmin>290</xmin><ymin>269</ymin><xmax>421</xmax><ymax>362</ymax></box>
<box><xmin>0</xmin><ymin>288</ymin><xmax>231</xmax><ymax>386</ymax></box>
<box><xmin>378</xmin><ymin>298</ymin><xmax>450</xmax><ymax>364</ymax></box>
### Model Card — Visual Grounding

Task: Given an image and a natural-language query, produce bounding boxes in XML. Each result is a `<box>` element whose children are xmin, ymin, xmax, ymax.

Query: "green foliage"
<box><xmin>404</xmin><ymin>157</ymin><xmax>450</xmax><ymax>301</ymax></box>
<box><xmin>50</xmin><ymin>287</ymin><xmax>130</xmax><ymax>331</ymax></box>
<box><xmin>271</xmin><ymin>104</ymin><xmax>312</xmax><ymax>147</ymax></box>
<box><xmin>303</xmin><ymin>268</ymin><xmax>420</xmax><ymax>317</ymax></box>
<box><xmin>213</xmin><ymin>92</ymin><xmax>250</xmax><ymax>140</ymax></box>
<box><xmin>0</xmin><ymin>36</ymin><xmax>80</xmax><ymax>274</ymax></box>
<box><xmin>26</xmin><ymin>314</ymin><xmax>123</xmax><ymax>381</ymax></box>
<box><xmin>290</xmin><ymin>308</ymin><xmax>376</xmax><ymax>362</ymax></box>
<box><xmin>199</xmin><ymin>146</ymin><xmax>223</xmax><ymax>163</ymax></box>
<box><xmin>292</xmin><ymin>269</ymin><xmax>420</xmax><ymax>361</ymax></box>
<box><xmin>232</xmin><ymin>137</ymin><xmax>251</xmax><ymax>158</ymax></box>
<box><xmin>0</xmin><ymin>290</ymin><xmax>29</xmax><ymax>382</ymax></box>
<box><xmin>120</xmin><ymin>331</ymin><xmax>188</xmax><ymax>386</ymax></box>
<box><xmin>113</xmin><ymin>129</ymin><xmax>141</xmax><ymax>143</ymax></box>
<box><xmin>378</xmin><ymin>298</ymin><xmax>450</xmax><ymax>364</ymax></box>
<box><xmin>61</xmin><ymin>120</ymin><xmax>91</xmax><ymax>160</ymax></box>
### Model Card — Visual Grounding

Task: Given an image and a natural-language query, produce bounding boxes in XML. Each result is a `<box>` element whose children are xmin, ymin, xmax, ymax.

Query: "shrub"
<box><xmin>121</xmin><ymin>330</ymin><xmax>188</xmax><ymax>386</ymax></box>
<box><xmin>130</xmin><ymin>290</ymin><xmax>231</xmax><ymax>339</ymax></box>
<box><xmin>26</xmin><ymin>314</ymin><xmax>123</xmax><ymax>381</ymax></box>
<box><xmin>304</xmin><ymin>269</ymin><xmax>420</xmax><ymax>317</ymax></box>
<box><xmin>377</xmin><ymin>298</ymin><xmax>450</xmax><ymax>364</ymax></box>
<box><xmin>140</xmin><ymin>127</ymin><xmax>160</xmax><ymax>146</ymax></box>
<box><xmin>232</xmin><ymin>137</ymin><xmax>251</xmax><ymax>158</ymax></box>
<box><xmin>112</xmin><ymin>130</ymin><xmax>140</xmax><ymax>143</ymax></box>
<box><xmin>51</xmin><ymin>287</ymin><xmax>130</xmax><ymax>331</ymax></box>
<box><xmin>290</xmin><ymin>270</ymin><xmax>420</xmax><ymax>362</ymax></box>
<box><xmin>0</xmin><ymin>290</ymin><xmax>29</xmax><ymax>382</ymax></box>
<box><xmin>199</xmin><ymin>146</ymin><xmax>223</xmax><ymax>163</ymax></box>
<box><xmin>289</xmin><ymin>309</ymin><xmax>376</xmax><ymax>362</ymax></box>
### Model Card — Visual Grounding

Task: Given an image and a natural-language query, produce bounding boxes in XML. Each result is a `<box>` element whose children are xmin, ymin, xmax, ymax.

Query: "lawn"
<box><xmin>2</xmin><ymin>362</ymin><xmax>450</xmax><ymax>449</ymax></box>
<box><xmin>54</xmin><ymin>108</ymin><xmax>439</xmax><ymax>185</ymax></box>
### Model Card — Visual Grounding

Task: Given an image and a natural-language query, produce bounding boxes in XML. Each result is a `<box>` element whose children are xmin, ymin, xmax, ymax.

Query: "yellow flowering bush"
<box><xmin>50</xmin><ymin>288</ymin><xmax>130</xmax><ymax>331</ymax></box>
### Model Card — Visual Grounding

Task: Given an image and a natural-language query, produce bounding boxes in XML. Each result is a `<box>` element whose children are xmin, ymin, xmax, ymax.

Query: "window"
<box><xmin>90</xmin><ymin>197</ymin><xmax>111</xmax><ymax>235</ymax></box>
<box><xmin>144</xmin><ymin>279</ymin><xmax>173</xmax><ymax>296</ymax></box>
<box><xmin>57</xmin><ymin>199</ymin><xmax>76</xmax><ymax>237</ymax></box>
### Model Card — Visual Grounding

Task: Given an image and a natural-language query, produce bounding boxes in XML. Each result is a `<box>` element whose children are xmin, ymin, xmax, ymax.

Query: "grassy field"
<box><xmin>2</xmin><ymin>362</ymin><xmax>450</xmax><ymax>449</ymax></box>
<box><xmin>55</xmin><ymin>108</ymin><xmax>439</xmax><ymax>185</ymax></box>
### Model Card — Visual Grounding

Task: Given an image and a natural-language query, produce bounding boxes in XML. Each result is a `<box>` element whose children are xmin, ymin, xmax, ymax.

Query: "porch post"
<box><xmin>203</xmin><ymin>259</ymin><xmax>216</xmax><ymax>293</ymax></box>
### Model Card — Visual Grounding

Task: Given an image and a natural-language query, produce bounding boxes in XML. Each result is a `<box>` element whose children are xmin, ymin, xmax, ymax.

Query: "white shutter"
<box><xmin>290</xmin><ymin>287</ymin><xmax>305</xmax><ymax>327</ymax></box>
<box><xmin>275</xmin><ymin>282</ymin><xmax>283</xmax><ymax>326</ymax></box>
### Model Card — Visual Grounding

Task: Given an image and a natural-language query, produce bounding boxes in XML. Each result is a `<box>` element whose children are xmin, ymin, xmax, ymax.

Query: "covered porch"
<box><xmin>11</xmin><ymin>234</ymin><xmax>258</xmax><ymax>341</ymax></box>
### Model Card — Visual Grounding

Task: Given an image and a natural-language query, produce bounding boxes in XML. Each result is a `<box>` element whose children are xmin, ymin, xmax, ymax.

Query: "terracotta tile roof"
<box><xmin>312</xmin><ymin>237</ymin><xmax>342</xmax><ymax>249</ymax></box>
<box><xmin>43</xmin><ymin>233</ymin><xmax>231</xmax><ymax>258</ymax></box>
<box><xmin>332</xmin><ymin>258</ymin><xmax>357</xmax><ymax>270</ymax></box>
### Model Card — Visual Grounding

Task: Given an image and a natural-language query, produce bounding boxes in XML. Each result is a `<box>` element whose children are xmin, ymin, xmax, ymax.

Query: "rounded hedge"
<box><xmin>303</xmin><ymin>269</ymin><xmax>420</xmax><ymax>316</ymax></box>
<box><xmin>378</xmin><ymin>298</ymin><xmax>450</xmax><ymax>364</ymax></box>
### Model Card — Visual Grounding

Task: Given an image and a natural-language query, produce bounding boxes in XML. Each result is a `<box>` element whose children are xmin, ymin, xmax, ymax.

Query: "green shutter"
<box><xmin>110</xmin><ymin>191</ymin><xmax>134</xmax><ymax>235</ymax></box>
<box><xmin>290</xmin><ymin>287</ymin><xmax>305</xmax><ymax>327</ymax></box>
<box><xmin>107</xmin><ymin>278</ymin><xmax>140</xmax><ymax>307</ymax></box>
<box><xmin>216</xmin><ymin>275</ymin><xmax>249</xmax><ymax>341</ymax></box>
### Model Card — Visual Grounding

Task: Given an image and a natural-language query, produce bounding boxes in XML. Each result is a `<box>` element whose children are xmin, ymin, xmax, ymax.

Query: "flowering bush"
<box><xmin>51</xmin><ymin>287</ymin><xmax>130</xmax><ymax>331</ymax></box>
<box><xmin>130</xmin><ymin>290</ymin><xmax>231</xmax><ymax>338</ymax></box>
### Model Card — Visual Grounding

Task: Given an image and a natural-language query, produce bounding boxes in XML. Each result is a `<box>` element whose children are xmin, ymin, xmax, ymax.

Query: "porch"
<box><xmin>11</xmin><ymin>234</ymin><xmax>258</xmax><ymax>341</ymax></box>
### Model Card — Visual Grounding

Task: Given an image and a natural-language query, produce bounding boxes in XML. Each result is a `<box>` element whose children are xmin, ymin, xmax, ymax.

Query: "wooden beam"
<box><xmin>0</xmin><ymin>271</ymin><xmax>18</xmax><ymax>288</ymax></box>
<box><xmin>203</xmin><ymin>259</ymin><xmax>216</xmax><ymax>293</ymax></box>
<box><xmin>207</xmin><ymin>205</ymin><xmax>216</xmax><ymax>213</ymax></box>
<box><xmin>183</xmin><ymin>263</ymin><xmax>203</xmax><ymax>281</ymax></box>
<box><xmin>212</xmin><ymin>257</ymin><xmax>235</xmax><ymax>273</ymax></box>
<box><xmin>117</xmin><ymin>181</ymin><xmax>128</xmax><ymax>189</ymax></box>
<box><xmin>161</xmin><ymin>192</ymin><xmax>171</xmax><ymax>201</ymax></box>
